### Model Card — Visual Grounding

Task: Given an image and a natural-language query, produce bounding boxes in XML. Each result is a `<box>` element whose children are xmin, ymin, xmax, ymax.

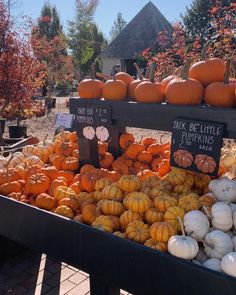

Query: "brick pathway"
<box><xmin>0</xmin><ymin>240</ymin><xmax>131</xmax><ymax>295</ymax></box>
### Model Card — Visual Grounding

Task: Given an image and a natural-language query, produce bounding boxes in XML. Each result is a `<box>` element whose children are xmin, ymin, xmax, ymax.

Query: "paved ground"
<box><xmin>0</xmin><ymin>239</ymin><xmax>131</xmax><ymax>295</ymax></box>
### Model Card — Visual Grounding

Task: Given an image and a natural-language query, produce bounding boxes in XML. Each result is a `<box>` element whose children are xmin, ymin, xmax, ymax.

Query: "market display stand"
<box><xmin>0</xmin><ymin>98</ymin><xmax>236</xmax><ymax>295</ymax></box>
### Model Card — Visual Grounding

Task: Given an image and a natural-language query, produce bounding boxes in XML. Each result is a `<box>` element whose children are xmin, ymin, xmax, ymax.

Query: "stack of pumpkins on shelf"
<box><xmin>78</xmin><ymin>42</ymin><xmax>236</xmax><ymax>108</ymax></box>
<box><xmin>0</xmin><ymin>130</ymin><xmax>236</xmax><ymax>278</ymax></box>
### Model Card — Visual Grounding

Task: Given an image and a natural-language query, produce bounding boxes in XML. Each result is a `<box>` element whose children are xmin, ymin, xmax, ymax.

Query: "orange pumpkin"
<box><xmin>54</xmin><ymin>205</ymin><xmax>74</xmax><ymax>218</ymax></box>
<box><xmin>115</xmin><ymin>72</ymin><xmax>134</xmax><ymax>86</ymax></box>
<box><xmin>144</xmin><ymin>239</ymin><xmax>167</xmax><ymax>252</ymax></box>
<box><xmin>189</xmin><ymin>41</ymin><xmax>225</xmax><ymax>87</ymax></box>
<box><xmin>119</xmin><ymin>133</ymin><xmax>135</xmax><ymax>150</ymax></box>
<box><xmin>125</xmin><ymin>220</ymin><xmax>150</xmax><ymax>243</ymax></box>
<box><xmin>119</xmin><ymin>210</ymin><xmax>141</xmax><ymax>229</ymax></box>
<box><xmin>100</xmin><ymin>200</ymin><xmax>124</xmax><ymax>216</ymax></box>
<box><xmin>81</xmin><ymin>172</ymin><xmax>99</xmax><ymax>192</ymax></box>
<box><xmin>166</xmin><ymin>60</ymin><xmax>204</xmax><ymax>105</ymax></box>
<box><xmin>24</xmin><ymin>173</ymin><xmax>50</xmax><ymax>196</ymax></box>
<box><xmin>59</xmin><ymin>197</ymin><xmax>79</xmax><ymax>211</ymax></box>
<box><xmin>82</xmin><ymin>204</ymin><xmax>101</xmax><ymax>224</ymax></box>
<box><xmin>145</xmin><ymin>208</ymin><xmax>164</xmax><ymax>224</ymax></box>
<box><xmin>102</xmin><ymin>78</ymin><xmax>127</xmax><ymax>101</ymax></box>
<box><xmin>149</xmin><ymin>221</ymin><xmax>176</xmax><ymax>242</ymax></box>
<box><xmin>77</xmin><ymin>65</ymin><xmax>104</xmax><ymax>99</ymax></box>
<box><xmin>36</xmin><ymin>193</ymin><xmax>57</xmax><ymax>210</ymax></box>
<box><xmin>0</xmin><ymin>181</ymin><xmax>22</xmax><ymax>195</ymax></box>
<box><xmin>99</xmin><ymin>152</ymin><xmax>114</xmax><ymax>169</ymax></box>
<box><xmin>204</xmin><ymin>60</ymin><xmax>235</xmax><ymax>107</ymax></box>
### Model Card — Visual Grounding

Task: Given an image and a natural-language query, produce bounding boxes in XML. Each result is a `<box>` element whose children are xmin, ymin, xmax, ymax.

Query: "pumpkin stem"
<box><xmin>133</xmin><ymin>62</ymin><xmax>144</xmax><ymax>80</ymax></box>
<box><xmin>43</xmin><ymin>134</ymin><xmax>48</xmax><ymax>146</ymax></box>
<box><xmin>181</xmin><ymin>59</ymin><xmax>192</xmax><ymax>80</ymax></box>
<box><xmin>4</xmin><ymin>153</ymin><xmax>13</xmax><ymax>168</ymax></box>
<box><xmin>201</xmin><ymin>40</ymin><xmax>213</xmax><ymax>61</ymax></box>
<box><xmin>177</xmin><ymin>216</ymin><xmax>186</xmax><ymax>238</ymax></box>
<box><xmin>145</xmin><ymin>64</ymin><xmax>151</xmax><ymax>79</ymax></box>
<box><xmin>203</xmin><ymin>205</ymin><xmax>212</xmax><ymax>219</ymax></box>
<box><xmin>149</xmin><ymin>62</ymin><xmax>156</xmax><ymax>83</ymax></box>
<box><xmin>224</xmin><ymin>59</ymin><xmax>231</xmax><ymax>84</ymax></box>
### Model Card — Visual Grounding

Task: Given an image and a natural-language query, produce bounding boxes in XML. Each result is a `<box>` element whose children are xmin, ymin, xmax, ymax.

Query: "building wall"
<box><xmin>102</xmin><ymin>57</ymin><xmax>121</xmax><ymax>75</ymax></box>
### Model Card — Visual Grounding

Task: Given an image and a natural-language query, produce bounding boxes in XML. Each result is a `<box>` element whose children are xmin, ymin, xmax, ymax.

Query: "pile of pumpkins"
<box><xmin>78</xmin><ymin>42</ymin><xmax>236</xmax><ymax>108</ymax></box>
<box><xmin>1</xmin><ymin>130</ymin><xmax>236</xmax><ymax>278</ymax></box>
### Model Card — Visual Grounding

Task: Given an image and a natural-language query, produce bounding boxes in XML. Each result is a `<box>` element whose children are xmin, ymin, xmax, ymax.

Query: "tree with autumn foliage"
<box><xmin>137</xmin><ymin>0</ymin><xmax>235</xmax><ymax>80</ymax></box>
<box><xmin>0</xmin><ymin>0</ymin><xmax>45</xmax><ymax>139</ymax></box>
<box><xmin>32</xmin><ymin>3</ymin><xmax>72</xmax><ymax>111</ymax></box>
<box><xmin>68</xmin><ymin>0</ymin><xmax>107</xmax><ymax>77</ymax></box>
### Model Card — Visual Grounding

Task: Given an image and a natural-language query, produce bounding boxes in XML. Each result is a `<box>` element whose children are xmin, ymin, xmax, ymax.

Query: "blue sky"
<box><xmin>13</xmin><ymin>0</ymin><xmax>192</xmax><ymax>38</ymax></box>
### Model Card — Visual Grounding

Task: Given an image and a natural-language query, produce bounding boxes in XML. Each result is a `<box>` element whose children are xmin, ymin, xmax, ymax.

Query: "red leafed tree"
<box><xmin>137</xmin><ymin>0</ymin><xmax>235</xmax><ymax>80</ymax></box>
<box><xmin>0</xmin><ymin>0</ymin><xmax>45</xmax><ymax>131</ymax></box>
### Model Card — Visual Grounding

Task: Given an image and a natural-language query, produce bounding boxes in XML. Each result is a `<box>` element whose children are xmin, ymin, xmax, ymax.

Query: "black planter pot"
<box><xmin>8</xmin><ymin>126</ymin><xmax>27</xmax><ymax>138</ymax></box>
<box><xmin>0</xmin><ymin>119</ymin><xmax>6</xmax><ymax>134</ymax></box>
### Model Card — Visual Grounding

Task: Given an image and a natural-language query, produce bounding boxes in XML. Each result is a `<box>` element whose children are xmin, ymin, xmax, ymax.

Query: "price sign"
<box><xmin>75</xmin><ymin>102</ymin><xmax>111</xmax><ymax>141</ymax></box>
<box><xmin>54</xmin><ymin>113</ymin><xmax>74</xmax><ymax>129</ymax></box>
<box><xmin>170</xmin><ymin>118</ymin><xmax>224</xmax><ymax>176</ymax></box>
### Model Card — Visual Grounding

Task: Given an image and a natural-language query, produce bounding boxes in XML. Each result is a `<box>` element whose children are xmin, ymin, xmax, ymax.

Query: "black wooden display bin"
<box><xmin>0</xmin><ymin>195</ymin><xmax>236</xmax><ymax>295</ymax></box>
<box><xmin>1</xmin><ymin>98</ymin><xmax>236</xmax><ymax>295</ymax></box>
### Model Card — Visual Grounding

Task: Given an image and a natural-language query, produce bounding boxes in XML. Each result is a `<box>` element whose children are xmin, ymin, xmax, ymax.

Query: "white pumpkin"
<box><xmin>22</xmin><ymin>145</ymin><xmax>36</xmax><ymax>156</ymax></box>
<box><xmin>204</xmin><ymin>230</ymin><xmax>233</xmax><ymax>259</ymax></box>
<box><xmin>195</xmin><ymin>247</ymin><xmax>208</xmax><ymax>264</ymax></box>
<box><xmin>232</xmin><ymin>236</ymin><xmax>236</xmax><ymax>251</ymax></box>
<box><xmin>96</xmin><ymin>126</ymin><xmax>109</xmax><ymax>142</ymax></box>
<box><xmin>0</xmin><ymin>156</ymin><xmax>9</xmax><ymax>169</ymax></box>
<box><xmin>184</xmin><ymin>210</ymin><xmax>210</xmax><ymax>241</ymax></box>
<box><xmin>83</xmin><ymin>126</ymin><xmax>95</xmax><ymax>140</ymax></box>
<box><xmin>211</xmin><ymin>202</ymin><xmax>233</xmax><ymax>231</ymax></box>
<box><xmin>203</xmin><ymin>258</ymin><xmax>222</xmax><ymax>272</ymax></box>
<box><xmin>168</xmin><ymin>235</ymin><xmax>199</xmax><ymax>260</ymax></box>
<box><xmin>209</xmin><ymin>178</ymin><xmax>236</xmax><ymax>203</ymax></box>
<box><xmin>221</xmin><ymin>252</ymin><xmax>236</xmax><ymax>277</ymax></box>
<box><xmin>230</xmin><ymin>203</ymin><xmax>236</xmax><ymax>213</ymax></box>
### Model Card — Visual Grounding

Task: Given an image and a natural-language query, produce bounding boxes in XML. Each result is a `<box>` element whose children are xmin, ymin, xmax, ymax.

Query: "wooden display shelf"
<box><xmin>0</xmin><ymin>195</ymin><xmax>236</xmax><ymax>295</ymax></box>
<box><xmin>70</xmin><ymin>98</ymin><xmax>236</xmax><ymax>138</ymax></box>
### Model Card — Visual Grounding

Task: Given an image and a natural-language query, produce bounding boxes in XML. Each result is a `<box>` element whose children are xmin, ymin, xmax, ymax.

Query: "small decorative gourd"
<box><xmin>211</xmin><ymin>202</ymin><xmax>233</xmax><ymax>232</ymax></box>
<box><xmin>221</xmin><ymin>252</ymin><xmax>236</xmax><ymax>277</ymax></box>
<box><xmin>209</xmin><ymin>178</ymin><xmax>236</xmax><ymax>203</ymax></box>
<box><xmin>167</xmin><ymin>217</ymin><xmax>199</xmax><ymax>259</ymax></box>
<box><xmin>184</xmin><ymin>210</ymin><xmax>210</xmax><ymax>241</ymax></box>
<box><xmin>125</xmin><ymin>220</ymin><xmax>150</xmax><ymax>244</ymax></box>
<box><xmin>203</xmin><ymin>258</ymin><xmax>222</xmax><ymax>272</ymax></box>
<box><xmin>204</xmin><ymin>230</ymin><xmax>233</xmax><ymax>259</ymax></box>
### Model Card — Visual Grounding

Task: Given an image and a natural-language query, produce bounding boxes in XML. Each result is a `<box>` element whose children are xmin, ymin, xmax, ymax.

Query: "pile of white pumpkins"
<box><xmin>168</xmin><ymin>176</ymin><xmax>236</xmax><ymax>278</ymax></box>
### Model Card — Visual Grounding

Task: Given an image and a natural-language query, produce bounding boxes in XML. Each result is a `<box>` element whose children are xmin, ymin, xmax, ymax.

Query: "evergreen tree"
<box><xmin>109</xmin><ymin>12</ymin><xmax>127</xmax><ymax>42</ymax></box>
<box><xmin>38</xmin><ymin>2</ymin><xmax>63</xmax><ymax>41</ymax></box>
<box><xmin>181</xmin><ymin>0</ymin><xmax>232</xmax><ymax>44</ymax></box>
<box><xmin>68</xmin><ymin>0</ymin><xmax>107</xmax><ymax>76</ymax></box>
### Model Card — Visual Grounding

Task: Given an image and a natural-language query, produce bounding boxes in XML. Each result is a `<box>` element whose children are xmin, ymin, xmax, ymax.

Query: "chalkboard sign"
<box><xmin>170</xmin><ymin>118</ymin><xmax>224</xmax><ymax>176</ymax></box>
<box><xmin>74</xmin><ymin>101</ymin><xmax>111</xmax><ymax>141</ymax></box>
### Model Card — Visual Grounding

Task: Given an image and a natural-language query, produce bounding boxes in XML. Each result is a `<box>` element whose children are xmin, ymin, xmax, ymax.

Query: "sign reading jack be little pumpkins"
<box><xmin>75</xmin><ymin>101</ymin><xmax>111</xmax><ymax>142</ymax></box>
<box><xmin>170</xmin><ymin>118</ymin><xmax>224</xmax><ymax>176</ymax></box>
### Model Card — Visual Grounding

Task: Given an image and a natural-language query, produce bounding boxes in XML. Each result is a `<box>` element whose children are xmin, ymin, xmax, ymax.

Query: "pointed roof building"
<box><xmin>102</xmin><ymin>1</ymin><xmax>173</xmax><ymax>59</ymax></box>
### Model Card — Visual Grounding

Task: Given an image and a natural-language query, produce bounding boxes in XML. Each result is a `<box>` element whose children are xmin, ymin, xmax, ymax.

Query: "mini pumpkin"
<box><xmin>91</xmin><ymin>215</ymin><xmax>114</xmax><ymax>232</ymax></box>
<box><xmin>100</xmin><ymin>200</ymin><xmax>124</xmax><ymax>216</ymax></box>
<box><xmin>119</xmin><ymin>210</ymin><xmax>141</xmax><ymax>229</ymax></box>
<box><xmin>125</xmin><ymin>220</ymin><xmax>150</xmax><ymax>243</ymax></box>
<box><xmin>54</xmin><ymin>205</ymin><xmax>74</xmax><ymax>218</ymax></box>
<box><xmin>144</xmin><ymin>239</ymin><xmax>167</xmax><ymax>252</ymax></box>
<box><xmin>149</xmin><ymin>221</ymin><xmax>176</xmax><ymax>242</ymax></box>
<box><xmin>125</xmin><ymin>192</ymin><xmax>151</xmax><ymax>213</ymax></box>
<box><xmin>36</xmin><ymin>193</ymin><xmax>57</xmax><ymax>210</ymax></box>
<box><xmin>164</xmin><ymin>206</ymin><xmax>185</xmax><ymax>232</ymax></box>
<box><xmin>117</xmin><ymin>175</ymin><xmax>141</xmax><ymax>192</ymax></box>
<box><xmin>178</xmin><ymin>193</ymin><xmax>200</xmax><ymax>212</ymax></box>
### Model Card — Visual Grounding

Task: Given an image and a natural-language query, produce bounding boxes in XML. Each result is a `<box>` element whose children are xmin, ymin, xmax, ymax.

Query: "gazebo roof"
<box><xmin>102</xmin><ymin>1</ymin><xmax>173</xmax><ymax>59</ymax></box>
